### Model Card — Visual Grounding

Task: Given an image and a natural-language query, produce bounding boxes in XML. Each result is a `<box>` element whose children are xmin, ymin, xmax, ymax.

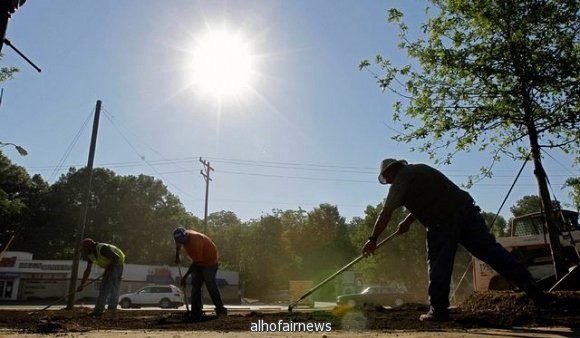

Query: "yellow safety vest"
<box><xmin>88</xmin><ymin>243</ymin><xmax>125</xmax><ymax>268</ymax></box>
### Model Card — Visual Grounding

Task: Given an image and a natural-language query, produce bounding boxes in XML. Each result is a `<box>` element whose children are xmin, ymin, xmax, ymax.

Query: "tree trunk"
<box><xmin>528</xmin><ymin>123</ymin><xmax>568</xmax><ymax>281</ymax></box>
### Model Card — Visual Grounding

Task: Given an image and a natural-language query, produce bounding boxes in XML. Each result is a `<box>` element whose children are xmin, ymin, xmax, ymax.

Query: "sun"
<box><xmin>187</xmin><ymin>29</ymin><xmax>256</xmax><ymax>101</ymax></box>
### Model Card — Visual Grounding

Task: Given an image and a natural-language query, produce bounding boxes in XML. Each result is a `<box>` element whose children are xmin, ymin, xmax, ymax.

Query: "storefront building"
<box><xmin>0</xmin><ymin>251</ymin><xmax>240</xmax><ymax>303</ymax></box>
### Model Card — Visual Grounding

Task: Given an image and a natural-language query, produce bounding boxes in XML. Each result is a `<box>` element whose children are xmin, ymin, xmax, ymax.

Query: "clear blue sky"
<box><xmin>1</xmin><ymin>1</ymin><xmax>577</xmax><ymax>223</ymax></box>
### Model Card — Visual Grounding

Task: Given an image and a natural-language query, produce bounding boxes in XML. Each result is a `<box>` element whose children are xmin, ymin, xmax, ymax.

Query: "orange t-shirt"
<box><xmin>182</xmin><ymin>230</ymin><xmax>219</xmax><ymax>267</ymax></box>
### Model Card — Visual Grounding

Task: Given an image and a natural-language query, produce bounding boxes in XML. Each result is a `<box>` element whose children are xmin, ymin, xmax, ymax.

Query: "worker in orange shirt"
<box><xmin>173</xmin><ymin>227</ymin><xmax>227</xmax><ymax>321</ymax></box>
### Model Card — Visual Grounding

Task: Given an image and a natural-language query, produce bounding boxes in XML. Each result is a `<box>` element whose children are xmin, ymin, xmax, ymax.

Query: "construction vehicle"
<box><xmin>473</xmin><ymin>209</ymin><xmax>580</xmax><ymax>291</ymax></box>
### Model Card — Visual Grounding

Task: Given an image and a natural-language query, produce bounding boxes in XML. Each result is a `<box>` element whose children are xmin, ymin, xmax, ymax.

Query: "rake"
<box><xmin>288</xmin><ymin>231</ymin><xmax>399</xmax><ymax>313</ymax></box>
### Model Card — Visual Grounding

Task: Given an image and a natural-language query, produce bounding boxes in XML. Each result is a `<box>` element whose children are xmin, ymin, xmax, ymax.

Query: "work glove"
<box><xmin>362</xmin><ymin>240</ymin><xmax>377</xmax><ymax>256</ymax></box>
<box><xmin>76</xmin><ymin>284</ymin><xmax>84</xmax><ymax>292</ymax></box>
<box><xmin>396</xmin><ymin>221</ymin><xmax>411</xmax><ymax>235</ymax></box>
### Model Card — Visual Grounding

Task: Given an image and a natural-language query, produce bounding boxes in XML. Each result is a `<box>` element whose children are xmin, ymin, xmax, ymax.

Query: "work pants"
<box><xmin>426</xmin><ymin>204</ymin><xmax>535</xmax><ymax>314</ymax></box>
<box><xmin>94</xmin><ymin>264</ymin><xmax>124</xmax><ymax>313</ymax></box>
<box><xmin>189</xmin><ymin>264</ymin><xmax>226</xmax><ymax>319</ymax></box>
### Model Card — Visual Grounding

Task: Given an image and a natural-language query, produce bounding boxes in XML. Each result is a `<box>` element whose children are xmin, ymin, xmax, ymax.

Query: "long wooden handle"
<box><xmin>288</xmin><ymin>231</ymin><xmax>398</xmax><ymax>312</ymax></box>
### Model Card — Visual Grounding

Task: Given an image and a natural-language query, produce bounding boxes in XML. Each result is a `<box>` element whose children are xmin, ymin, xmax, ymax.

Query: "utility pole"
<box><xmin>66</xmin><ymin>100</ymin><xmax>101</xmax><ymax>309</ymax></box>
<box><xmin>199</xmin><ymin>157</ymin><xmax>213</xmax><ymax>232</ymax></box>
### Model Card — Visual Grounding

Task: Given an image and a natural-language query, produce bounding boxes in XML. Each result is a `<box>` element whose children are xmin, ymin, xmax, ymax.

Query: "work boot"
<box><xmin>216</xmin><ymin>307</ymin><xmax>228</xmax><ymax>317</ymax></box>
<box><xmin>419</xmin><ymin>309</ymin><xmax>450</xmax><ymax>322</ymax></box>
<box><xmin>184</xmin><ymin>312</ymin><xmax>202</xmax><ymax>323</ymax></box>
<box><xmin>523</xmin><ymin>283</ymin><xmax>551</xmax><ymax>308</ymax></box>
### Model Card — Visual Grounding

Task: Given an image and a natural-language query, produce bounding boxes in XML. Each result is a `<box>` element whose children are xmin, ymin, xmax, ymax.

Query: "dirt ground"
<box><xmin>0</xmin><ymin>291</ymin><xmax>579</xmax><ymax>337</ymax></box>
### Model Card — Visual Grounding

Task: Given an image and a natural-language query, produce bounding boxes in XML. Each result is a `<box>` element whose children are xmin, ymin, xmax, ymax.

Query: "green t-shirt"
<box><xmin>383</xmin><ymin>163</ymin><xmax>473</xmax><ymax>226</ymax></box>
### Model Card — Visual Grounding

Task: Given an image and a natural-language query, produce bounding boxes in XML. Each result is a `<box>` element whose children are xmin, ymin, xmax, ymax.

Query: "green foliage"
<box><xmin>480</xmin><ymin>211</ymin><xmax>508</xmax><ymax>237</ymax></box>
<box><xmin>0</xmin><ymin>64</ymin><xmax>18</xmax><ymax>82</ymax></box>
<box><xmin>564</xmin><ymin>177</ymin><xmax>580</xmax><ymax>210</ymax></box>
<box><xmin>510</xmin><ymin>195</ymin><xmax>543</xmax><ymax>217</ymax></box>
<box><xmin>349</xmin><ymin>204</ymin><xmax>428</xmax><ymax>300</ymax></box>
<box><xmin>0</xmin><ymin>152</ymin><xmax>46</xmax><ymax>252</ymax></box>
<box><xmin>237</xmin><ymin>215</ymin><xmax>293</xmax><ymax>298</ymax></box>
<box><xmin>11</xmin><ymin>167</ymin><xmax>195</xmax><ymax>262</ymax></box>
<box><xmin>8</xmin><ymin>155</ymin><xmax>571</xmax><ymax>302</ymax></box>
<box><xmin>361</xmin><ymin>0</ymin><xmax>579</xmax><ymax>173</ymax></box>
<box><xmin>206</xmin><ymin>210</ymin><xmax>243</xmax><ymax>271</ymax></box>
<box><xmin>362</xmin><ymin>1</ymin><xmax>578</xmax><ymax>276</ymax></box>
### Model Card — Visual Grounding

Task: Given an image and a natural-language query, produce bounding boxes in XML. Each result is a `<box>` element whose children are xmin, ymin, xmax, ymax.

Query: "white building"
<box><xmin>0</xmin><ymin>251</ymin><xmax>239</xmax><ymax>303</ymax></box>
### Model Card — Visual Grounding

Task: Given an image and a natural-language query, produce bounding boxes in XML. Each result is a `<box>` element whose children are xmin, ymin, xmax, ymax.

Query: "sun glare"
<box><xmin>188</xmin><ymin>29</ymin><xmax>256</xmax><ymax>101</ymax></box>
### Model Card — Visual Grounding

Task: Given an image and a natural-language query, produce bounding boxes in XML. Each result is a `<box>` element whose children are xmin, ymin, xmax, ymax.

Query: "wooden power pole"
<box><xmin>66</xmin><ymin>100</ymin><xmax>101</xmax><ymax>309</ymax></box>
<box><xmin>199</xmin><ymin>157</ymin><xmax>213</xmax><ymax>232</ymax></box>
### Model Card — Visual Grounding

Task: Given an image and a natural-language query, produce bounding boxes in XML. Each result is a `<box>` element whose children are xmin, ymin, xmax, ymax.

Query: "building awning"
<box><xmin>0</xmin><ymin>272</ymin><xmax>19</xmax><ymax>279</ymax></box>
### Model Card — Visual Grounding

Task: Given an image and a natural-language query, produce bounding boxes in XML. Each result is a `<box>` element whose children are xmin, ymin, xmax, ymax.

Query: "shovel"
<box><xmin>177</xmin><ymin>263</ymin><xmax>190</xmax><ymax>313</ymax></box>
<box><xmin>40</xmin><ymin>275</ymin><xmax>102</xmax><ymax>311</ymax></box>
<box><xmin>288</xmin><ymin>231</ymin><xmax>399</xmax><ymax>313</ymax></box>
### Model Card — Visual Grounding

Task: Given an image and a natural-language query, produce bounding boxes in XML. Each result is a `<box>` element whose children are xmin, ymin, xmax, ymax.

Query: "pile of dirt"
<box><xmin>0</xmin><ymin>291</ymin><xmax>578</xmax><ymax>334</ymax></box>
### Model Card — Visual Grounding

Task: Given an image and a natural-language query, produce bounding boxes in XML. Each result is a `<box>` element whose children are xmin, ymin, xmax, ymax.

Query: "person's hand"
<box><xmin>76</xmin><ymin>284</ymin><xmax>84</xmax><ymax>292</ymax></box>
<box><xmin>396</xmin><ymin>221</ymin><xmax>411</xmax><ymax>235</ymax></box>
<box><xmin>180</xmin><ymin>278</ymin><xmax>187</xmax><ymax>287</ymax></box>
<box><xmin>362</xmin><ymin>240</ymin><xmax>377</xmax><ymax>256</ymax></box>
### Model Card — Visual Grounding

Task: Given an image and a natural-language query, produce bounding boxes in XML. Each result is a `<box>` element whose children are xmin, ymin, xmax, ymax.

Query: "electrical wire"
<box><xmin>47</xmin><ymin>108</ymin><xmax>94</xmax><ymax>182</ymax></box>
<box><xmin>100</xmin><ymin>108</ymin><xmax>198</xmax><ymax>200</ymax></box>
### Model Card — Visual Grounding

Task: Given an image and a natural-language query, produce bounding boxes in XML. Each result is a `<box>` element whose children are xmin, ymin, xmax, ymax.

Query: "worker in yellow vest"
<box><xmin>77</xmin><ymin>238</ymin><xmax>125</xmax><ymax>316</ymax></box>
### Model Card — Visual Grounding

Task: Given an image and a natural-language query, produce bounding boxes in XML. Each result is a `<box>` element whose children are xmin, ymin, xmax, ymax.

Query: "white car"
<box><xmin>119</xmin><ymin>285</ymin><xmax>185</xmax><ymax>309</ymax></box>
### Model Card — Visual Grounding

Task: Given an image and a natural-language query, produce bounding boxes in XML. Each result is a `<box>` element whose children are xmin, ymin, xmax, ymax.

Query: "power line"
<box><xmin>99</xmin><ymin>108</ymin><xmax>198</xmax><ymax>200</ymax></box>
<box><xmin>23</xmin><ymin>155</ymin><xmax>579</xmax><ymax>177</ymax></box>
<box><xmin>47</xmin><ymin>107</ymin><xmax>93</xmax><ymax>182</ymax></box>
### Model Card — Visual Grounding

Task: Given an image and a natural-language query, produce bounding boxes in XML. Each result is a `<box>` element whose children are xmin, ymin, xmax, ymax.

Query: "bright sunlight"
<box><xmin>188</xmin><ymin>29</ymin><xmax>256</xmax><ymax>101</ymax></box>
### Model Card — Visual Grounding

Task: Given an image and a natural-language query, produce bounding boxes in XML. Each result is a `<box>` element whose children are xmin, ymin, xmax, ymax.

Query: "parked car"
<box><xmin>119</xmin><ymin>285</ymin><xmax>184</xmax><ymax>309</ymax></box>
<box><xmin>336</xmin><ymin>285</ymin><xmax>409</xmax><ymax>308</ymax></box>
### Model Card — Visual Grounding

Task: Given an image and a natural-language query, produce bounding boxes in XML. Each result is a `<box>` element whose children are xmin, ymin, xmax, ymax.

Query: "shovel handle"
<box><xmin>177</xmin><ymin>264</ymin><xmax>190</xmax><ymax>313</ymax></box>
<box><xmin>40</xmin><ymin>275</ymin><xmax>102</xmax><ymax>311</ymax></box>
<box><xmin>288</xmin><ymin>231</ymin><xmax>398</xmax><ymax>312</ymax></box>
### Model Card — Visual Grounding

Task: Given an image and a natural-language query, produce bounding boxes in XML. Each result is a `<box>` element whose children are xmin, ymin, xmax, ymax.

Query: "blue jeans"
<box><xmin>189</xmin><ymin>264</ymin><xmax>226</xmax><ymax>318</ymax></box>
<box><xmin>94</xmin><ymin>264</ymin><xmax>123</xmax><ymax>313</ymax></box>
<box><xmin>426</xmin><ymin>204</ymin><xmax>535</xmax><ymax>314</ymax></box>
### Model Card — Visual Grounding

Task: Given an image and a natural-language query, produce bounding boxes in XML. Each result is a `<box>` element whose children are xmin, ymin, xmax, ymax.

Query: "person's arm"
<box><xmin>175</xmin><ymin>244</ymin><xmax>182</xmax><ymax>264</ymax></box>
<box><xmin>362</xmin><ymin>207</ymin><xmax>393</xmax><ymax>256</ymax></box>
<box><xmin>76</xmin><ymin>260</ymin><xmax>93</xmax><ymax>291</ymax></box>
<box><xmin>396</xmin><ymin>213</ymin><xmax>416</xmax><ymax>234</ymax></box>
<box><xmin>185</xmin><ymin>263</ymin><xmax>195</xmax><ymax>278</ymax></box>
<box><xmin>180</xmin><ymin>263</ymin><xmax>194</xmax><ymax>286</ymax></box>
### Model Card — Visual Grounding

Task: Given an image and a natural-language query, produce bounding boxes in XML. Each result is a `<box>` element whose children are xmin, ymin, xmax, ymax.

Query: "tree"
<box><xmin>350</xmin><ymin>203</ymin><xmax>429</xmax><ymax>301</ymax></box>
<box><xmin>510</xmin><ymin>195</ymin><xmax>543</xmax><ymax>217</ymax></box>
<box><xmin>361</xmin><ymin>0</ymin><xmax>579</xmax><ymax>279</ymax></box>
<box><xmin>0</xmin><ymin>152</ymin><xmax>47</xmax><ymax>253</ymax></box>
<box><xmin>13</xmin><ymin>167</ymin><xmax>195</xmax><ymax>263</ymax></box>
<box><xmin>0</xmin><ymin>59</ymin><xmax>18</xmax><ymax>82</ymax></box>
<box><xmin>205</xmin><ymin>210</ymin><xmax>243</xmax><ymax>271</ymax></box>
<box><xmin>564</xmin><ymin>177</ymin><xmax>580</xmax><ymax>210</ymax></box>
<box><xmin>292</xmin><ymin>204</ymin><xmax>355</xmax><ymax>276</ymax></box>
<box><xmin>0</xmin><ymin>57</ymin><xmax>21</xmax><ymax>252</ymax></box>
<box><xmin>239</xmin><ymin>215</ymin><xmax>292</xmax><ymax>298</ymax></box>
<box><xmin>300</xmin><ymin>204</ymin><xmax>357</xmax><ymax>300</ymax></box>
<box><xmin>480</xmin><ymin>211</ymin><xmax>508</xmax><ymax>237</ymax></box>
